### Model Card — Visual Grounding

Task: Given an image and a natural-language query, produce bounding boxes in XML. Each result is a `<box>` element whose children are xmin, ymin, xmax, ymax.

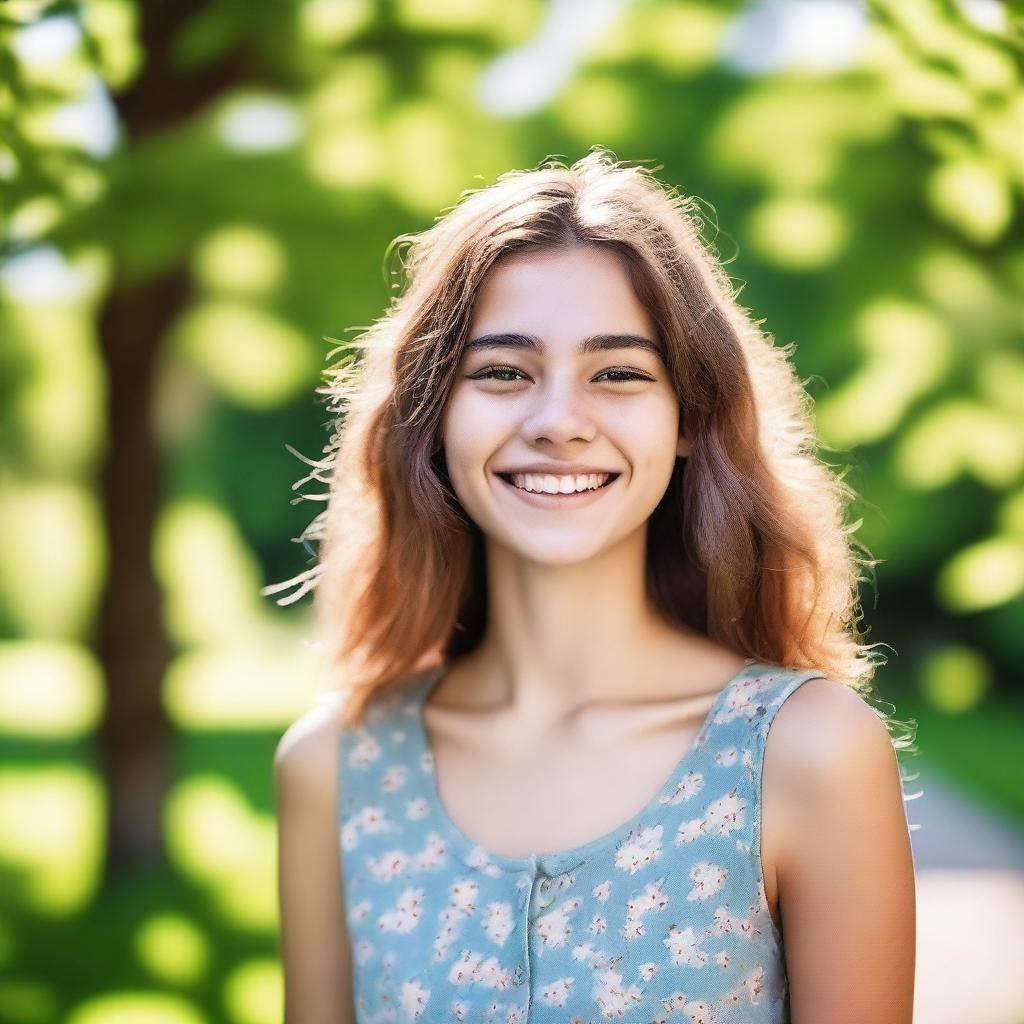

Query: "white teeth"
<box><xmin>509</xmin><ymin>472</ymin><xmax>611</xmax><ymax>494</ymax></box>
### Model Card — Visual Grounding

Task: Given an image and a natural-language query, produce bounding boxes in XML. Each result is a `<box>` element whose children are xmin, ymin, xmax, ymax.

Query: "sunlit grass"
<box><xmin>0</xmin><ymin>767</ymin><xmax>102</xmax><ymax>914</ymax></box>
<box><xmin>164</xmin><ymin>775</ymin><xmax>277</xmax><ymax>933</ymax></box>
<box><xmin>0</xmin><ymin>640</ymin><xmax>103</xmax><ymax>738</ymax></box>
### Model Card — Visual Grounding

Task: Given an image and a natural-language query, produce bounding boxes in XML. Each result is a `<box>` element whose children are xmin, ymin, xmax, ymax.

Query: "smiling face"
<box><xmin>440</xmin><ymin>244</ymin><xmax>691</xmax><ymax>566</ymax></box>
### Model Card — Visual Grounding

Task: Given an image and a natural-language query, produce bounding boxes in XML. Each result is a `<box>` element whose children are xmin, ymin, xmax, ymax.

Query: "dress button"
<box><xmin>513</xmin><ymin>966</ymin><xmax>525</xmax><ymax>986</ymax></box>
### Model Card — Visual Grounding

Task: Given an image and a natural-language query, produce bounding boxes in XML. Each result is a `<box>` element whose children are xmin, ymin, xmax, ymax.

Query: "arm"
<box><xmin>275</xmin><ymin>702</ymin><xmax>358</xmax><ymax>1024</ymax></box>
<box><xmin>765</xmin><ymin>678</ymin><xmax>917</xmax><ymax>1024</ymax></box>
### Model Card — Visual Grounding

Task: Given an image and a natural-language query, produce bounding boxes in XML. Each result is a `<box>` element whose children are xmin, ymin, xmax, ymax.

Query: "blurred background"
<box><xmin>1</xmin><ymin>0</ymin><xmax>1022</xmax><ymax>1022</ymax></box>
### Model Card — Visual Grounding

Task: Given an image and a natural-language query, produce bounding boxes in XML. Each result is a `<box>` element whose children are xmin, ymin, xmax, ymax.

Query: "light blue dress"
<box><xmin>337</xmin><ymin>659</ymin><xmax>829</xmax><ymax>1023</ymax></box>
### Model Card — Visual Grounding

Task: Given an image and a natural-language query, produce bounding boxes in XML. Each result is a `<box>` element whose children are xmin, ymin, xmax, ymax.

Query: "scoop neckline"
<box><xmin>410</xmin><ymin>657</ymin><xmax>762</xmax><ymax>877</ymax></box>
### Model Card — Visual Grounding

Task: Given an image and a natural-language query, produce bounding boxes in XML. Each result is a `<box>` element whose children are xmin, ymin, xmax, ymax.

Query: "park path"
<box><xmin>906</xmin><ymin>757</ymin><xmax>1024</xmax><ymax>1024</ymax></box>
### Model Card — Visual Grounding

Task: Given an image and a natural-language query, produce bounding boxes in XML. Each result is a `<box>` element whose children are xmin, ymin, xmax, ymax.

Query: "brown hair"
<box><xmin>264</xmin><ymin>147</ymin><xmax>903</xmax><ymax>741</ymax></box>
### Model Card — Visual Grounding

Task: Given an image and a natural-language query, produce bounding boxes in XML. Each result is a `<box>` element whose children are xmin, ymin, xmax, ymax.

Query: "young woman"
<box><xmin>270</xmin><ymin>148</ymin><xmax>917</xmax><ymax>1024</ymax></box>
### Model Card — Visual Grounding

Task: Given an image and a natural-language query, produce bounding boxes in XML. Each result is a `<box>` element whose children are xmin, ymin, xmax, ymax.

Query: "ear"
<box><xmin>677</xmin><ymin>416</ymin><xmax>692</xmax><ymax>459</ymax></box>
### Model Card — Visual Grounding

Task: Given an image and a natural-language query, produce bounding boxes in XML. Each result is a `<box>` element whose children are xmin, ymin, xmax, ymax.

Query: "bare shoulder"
<box><xmin>762</xmin><ymin>677</ymin><xmax>916</xmax><ymax>1021</ymax></box>
<box><xmin>275</xmin><ymin>694</ymin><xmax>359</xmax><ymax>1024</ymax></box>
<box><xmin>275</xmin><ymin>695</ymin><xmax>350</xmax><ymax>801</ymax></box>
<box><xmin>767</xmin><ymin>676</ymin><xmax>897</xmax><ymax>787</ymax></box>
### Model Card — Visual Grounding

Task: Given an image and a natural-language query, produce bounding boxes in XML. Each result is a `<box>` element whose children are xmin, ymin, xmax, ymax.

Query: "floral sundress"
<box><xmin>337</xmin><ymin>659</ymin><xmax>830</xmax><ymax>1023</ymax></box>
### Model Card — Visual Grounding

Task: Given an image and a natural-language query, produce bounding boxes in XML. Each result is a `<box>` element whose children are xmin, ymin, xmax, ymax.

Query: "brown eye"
<box><xmin>467</xmin><ymin>366</ymin><xmax>528</xmax><ymax>382</ymax></box>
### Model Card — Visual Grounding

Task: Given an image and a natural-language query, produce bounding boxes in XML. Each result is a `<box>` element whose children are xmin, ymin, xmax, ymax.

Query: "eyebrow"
<box><xmin>464</xmin><ymin>332</ymin><xmax>664</xmax><ymax>359</ymax></box>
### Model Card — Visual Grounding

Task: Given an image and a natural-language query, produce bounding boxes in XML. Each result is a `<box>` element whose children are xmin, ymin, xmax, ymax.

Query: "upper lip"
<box><xmin>495</xmin><ymin>464</ymin><xmax>621</xmax><ymax>476</ymax></box>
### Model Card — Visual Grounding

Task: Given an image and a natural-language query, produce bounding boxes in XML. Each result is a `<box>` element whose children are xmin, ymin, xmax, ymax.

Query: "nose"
<box><xmin>519</xmin><ymin>378</ymin><xmax>597</xmax><ymax>447</ymax></box>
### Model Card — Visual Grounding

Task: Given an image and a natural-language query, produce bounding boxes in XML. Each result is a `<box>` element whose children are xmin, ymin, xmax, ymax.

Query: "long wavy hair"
<box><xmin>264</xmin><ymin>147</ymin><xmax>910</xmax><ymax>756</ymax></box>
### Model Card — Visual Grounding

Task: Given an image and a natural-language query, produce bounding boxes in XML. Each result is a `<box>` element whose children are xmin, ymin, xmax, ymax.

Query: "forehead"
<box><xmin>467</xmin><ymin>246</ymin><xmax>656</xmax><ymax>344</ymax></box>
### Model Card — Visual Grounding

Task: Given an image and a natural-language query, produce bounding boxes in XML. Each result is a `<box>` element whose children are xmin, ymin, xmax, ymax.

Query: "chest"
<box><xmin>424</xmin><ymin>701</ymin><xmax>713</xmax><ymax>859</ymax></box>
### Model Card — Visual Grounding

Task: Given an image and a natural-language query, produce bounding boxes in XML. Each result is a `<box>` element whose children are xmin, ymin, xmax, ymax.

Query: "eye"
<box><xmin>593</xmin><ymin>368</ymin><xmax>656</xmax><ymax>383</ymax></box>
<box><xmin>467</xmin><ymin>366</ymin><xmax>655</xmax><ymax>384</ymax></box>
<box><xmin>467</xmin><ymin>365</ymin><xmax>528</xmax><ymax>383</ymax></box>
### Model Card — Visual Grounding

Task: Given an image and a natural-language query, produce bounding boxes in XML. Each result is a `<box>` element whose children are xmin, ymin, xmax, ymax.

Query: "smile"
<box><xmin>495</xmin><ymin>471</ymin><xmax>621</xmax><ymax>506</ymax></box>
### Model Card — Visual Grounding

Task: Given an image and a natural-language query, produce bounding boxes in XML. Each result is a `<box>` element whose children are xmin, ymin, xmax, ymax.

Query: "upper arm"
<box><xmin>275</xmin><ymin>701</ymin><xmax>357</xmax><ymax>1024</ymax></box>
<box><xmin>766</xmin><ymin>678</ymin><xmax>916</xmax><ymax>1024</ymax></box>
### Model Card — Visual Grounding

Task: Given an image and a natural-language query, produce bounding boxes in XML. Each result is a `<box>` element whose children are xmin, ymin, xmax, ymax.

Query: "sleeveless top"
<box><xmin>336</xmin><ymin>658</ymin><xmax>828</xmax><ymax>1023</ymax></box>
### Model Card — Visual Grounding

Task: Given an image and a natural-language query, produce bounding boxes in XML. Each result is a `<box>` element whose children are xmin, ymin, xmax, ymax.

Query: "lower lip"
<box><xmin>495</xmin><ymin>474</ymin><xmax>620</xmax><ymax>509</ymax></box>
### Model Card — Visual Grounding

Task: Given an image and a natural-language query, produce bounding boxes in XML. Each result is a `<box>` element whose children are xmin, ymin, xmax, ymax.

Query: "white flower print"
<box><xmin>538</xmin><ymin>977</ymin><xmax>574</xmax><ymax>1007</ymax></box>
<box><xmin>411</xmin><ymin>831</ymin><xmax>448</xmax><ymax>871</ymax></box>
<box><xmin>535</xmin><ymin>896</ymin><xmax>583</xmax><ymax>951</ymax></box>
<box><xmin>368</xmin><ymin>849</ymin><xmax>411</xmax><ymax>882</ymax></box>
<box><xmin>685</xmin><ymin>861</ymin><xmax>728</xmax><ymax>901</ymax></box>
<box><xmin>377</xmin><ymin>886</ymin><xmax>425</xmax><ymax>933</ymax></box>
<box><xmin>622</xmin><ymin>878</ymin><xmax>669</xmax><ymax>940</ymax></box>
<box><xmin>704</xmin><ymin>788</ymin><xmax>746</xmax><ymax>838</ymax></box>
<box><xmin>591</xmin><ymin>965</ymin><xmax>644</xmax><ymax>1018</ymax></box>
<box><xmin>482</xmin><ymin>901</ymin><xmax>515</xmax><ymax>946</ymax></box>
<box><xmin>397</xmin><ymin>978</ymin><xmax>429</xmax><ymax>1020</ymax></box>
<box><xmin>592</xmin><ymin>880</ymin><xmax>612</xmax><ymax>902</ymax></box>
<box><xmin>638</xmin><ymin>962</ymin><xmax>657</xmax><ymax>982</ymax></box>
<box><xmin>381</xmin><ymin>764</ymin><xmax>408</xmax><ymax>792</ymax></box>
<box><xmin>404</xmin><ymin>796</ymin><xmax>430</xmax><ymax>820</ymax></box>
<box><xmin>347</xmin><ymin>732</ymin><xmax>381</xmax><ymax>768</ymax></box>
<box><xmin>663</xmin><ymin>924</ymin><xmax>708</xmax><ymax>968</ymax></box>
<box><xmin>446</xmin><ymin>950</ymin><xmax>513</xmax><ymax>990</ymax></box>
<box><xmin>674</xmin><ymin>817</ymin><xmax>706</xmax><ymax>845</ymax></box>
<box><xmin>659</xmin><ymin>770</ymin><xmax>704</xmax><ymax>806</ymax></box>
<box><xmin>613</xmin><ymin>824</ymin><xmax>664</xmax><ymax>875</ymax></box>
<box><xmin>714</xmin><ymin>745</ymin><xmax>739</xmax><ymax>767</ymax></box>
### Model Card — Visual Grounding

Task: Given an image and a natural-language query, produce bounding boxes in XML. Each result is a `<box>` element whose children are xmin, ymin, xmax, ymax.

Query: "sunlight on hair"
<box><xmin>937</xmin><ymin>536</ymin><xmax>1024</xmax><ymax>613</ymax></box>
<box><xmin>65</xmin><ymin>993</ymin><xmax>204</xmax><ymax>1024</ymax></box>
<box><xmin>134</xmin><ymin>914</ymin><xmax>210</xmax><ymax>986</ymax></box>
<box><xmin>223</xmin><ymin>959</ymin><xmax>284</xmax><ymax>1024</ymax></box>
<box><xmin>0</xmin><ymin>641</ymin><xmax>102</xmax><ymax>739</ymax></box>
<box><xmin>0</xmin><ymin>768</ymin><xmax>101</xmax><ymax>914</ymax></box>
<box><xmin>170</xmin><ymin>300</ymin><xmax>315</xmax><ymax>408</ymax></box>
<box><xmin>191</xmin><ymin>225</ymin><xmax>285</xmax><ymax>297</ymax></box>
<box><xmin>745</xmin><ymin>194</ymin><xmax>849</xmax><ymax>269</ymax></box>
<box><xmin>0</xmin><ymin>483</ymin><xmax>102</xmax><ymax>644</ymax></box>
<box><xmin>164</xmin><ymin>776</ymin><xmax>276</xmax><ymax>932</ymax></box>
